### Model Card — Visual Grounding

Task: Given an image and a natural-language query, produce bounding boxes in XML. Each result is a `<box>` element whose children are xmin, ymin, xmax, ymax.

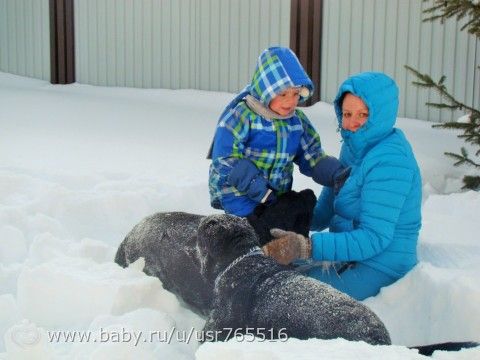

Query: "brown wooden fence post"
<box><xmin>49</xmin><ymin>0</ymin><xmax>75</xmax><ymax>84</ymax></box>
<box><xmin>290</xmin><ymin>0</ymin><xmax>323</xmax><ymax>105</ymax></box>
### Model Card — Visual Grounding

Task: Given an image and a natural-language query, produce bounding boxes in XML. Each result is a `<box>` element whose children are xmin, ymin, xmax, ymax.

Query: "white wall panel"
<box><xmin>74</xmin><ymin>0</ymin><xmax>291</xmax><ymax>92</ymax></box>
<box><xmin>475</xmin><ymin>38</ymin><xmax>480</xmax><ymax>110</ymax></box>
<box><xmin>0</xmin><ymin>0</ymin><xmax>50</xmax><ymax>80</ymax></box>
<box><xmin>4</xmin><ymin>0</ymin><xmax>474</xmax><ymax>122</ymax></box>
<box><xmin>321</xmin><ymin>0</ymin><xmax>480</xmax><ymax>122</ymax></box>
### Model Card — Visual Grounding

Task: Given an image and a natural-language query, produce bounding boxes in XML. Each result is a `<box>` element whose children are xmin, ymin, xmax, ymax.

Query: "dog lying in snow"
<box><xmin>197</xmin><ymin>214</ymin><xmax>391</xmax><ymax>345</ymax></box>
<box><xmin>197</xmin><ymin>215</ymin><xmax>478</xmax><ymax>353</ymax></box>
<box><xmin>115</xmin><ymin>195</ymin><xmax>478</xmax><ymax>355</ymax></box>
<box><xmin>115</xmin><ymin>204</ymin><xmax>478</xmax><ymax>351</ymax></box>
<box><xmin>114</xmin><ymin>189</ymin><xmax>317</xmax><ymax>315</ymax></box>
<box><xmin>192</xmin><ymin>215</ymin><xmax>479</xmax><ymax>352</ymax></box>
<box><xmin>115</xmin><ymin>209</ymin><xmax>391</xmax><ymax>344</ymax></box>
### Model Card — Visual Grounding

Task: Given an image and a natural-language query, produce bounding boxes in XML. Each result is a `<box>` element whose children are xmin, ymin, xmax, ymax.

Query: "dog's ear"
<box><xmin>197</xmin><ymin>215</ymin><xmax>228</xmax><ymax>259</ymax></box>
<box><xmin>247</xmin><ymin>189</ymin><xmax>318</xmax><ymax>245</ymax></box>
<box><xmin>299</xmin><ymin>189</ymin><xmax>317</xmax><ymax>212</ymax></box>
<box><xmin>198</xmin><ymin>214</ymin><xmax>259</xmax><ymax>260</ymax></box>
<box><xmin>289</xmin><ymin>188</ymin><xmax>317</xmax><ymax>237</ymax></box>
<box><xmin>247</xmin><ymin>190</ymin><xmax>299</xmax><ymax>245</ymax></box>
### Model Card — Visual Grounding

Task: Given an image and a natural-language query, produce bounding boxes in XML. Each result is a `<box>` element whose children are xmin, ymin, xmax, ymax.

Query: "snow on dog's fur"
<box><xmin>115</xmin><ymin>191</ymin><xmax>478</xmax><ymax>350</ymax></box>
<box><xmin>115</xmin><ymin>212</ymin><xmax>212</xmax><ymax>314</ymax></box>
<box><xmin>114</xmin><ymin>189</ymin><xmax>317</xmax><ymax>315</ymax></box>
<box><xmin>197</xmin><ymin>214</ymin><xmax>391</xmax><ymax>345</ymax></box>
<box><xmin>196</xmin><ymin>215</ymin><xmax>478</xmax><ymax>353</ymax></box>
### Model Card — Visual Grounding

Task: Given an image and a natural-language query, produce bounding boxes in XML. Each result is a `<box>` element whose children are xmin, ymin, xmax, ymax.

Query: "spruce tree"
<box><xmin>405</xmin><ymin>0</ymin><xmax>480</xmax><ymax>190</ymax></box>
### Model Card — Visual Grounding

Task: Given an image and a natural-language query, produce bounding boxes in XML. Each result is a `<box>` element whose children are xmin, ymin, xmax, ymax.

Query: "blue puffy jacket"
<box><xmin>311</xmin><ymin>72</ymin><xmax>422</xmax><ymax>279</ymax></box>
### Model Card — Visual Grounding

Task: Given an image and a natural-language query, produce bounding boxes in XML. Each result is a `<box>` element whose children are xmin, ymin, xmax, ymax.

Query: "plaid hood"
<box><xmin>217</xmin><ymin>47</ymin><xmax>314</xmax><ymax>122</ymax></box>
<box><xmin>249</xmin><ymin>46</ymin><xmax>314</xmax><ymax>106</ymax></box>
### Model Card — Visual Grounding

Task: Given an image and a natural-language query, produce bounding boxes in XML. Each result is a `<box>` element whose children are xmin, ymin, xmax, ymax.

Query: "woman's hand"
<box><xmin>262</xmin><ymin>229</ymin><xmax>311</xmax><ymax>265</ymax></box>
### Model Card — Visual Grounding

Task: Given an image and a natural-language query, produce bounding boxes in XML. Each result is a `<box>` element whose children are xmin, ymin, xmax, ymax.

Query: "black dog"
<box><xmin>115</xmin><ymin>189</ymin><xmax>317</xmax><ymax>315</ymax></box>
<box><xmin>115</xmin><ymin>211</ymin><xmax>212</xmax><ymax>314</ymax></box>
<box><xmin>246</xmin><ymin>188</ymin><xmax>316</xmax><ymax>245</ymax></box>
<box><xmin>197</xmin><ymin>214</ymin><xmax>391</xmax><ymax>345</ymax></box>
<box><xmin>115</xmin><ymin>206</ymin><xmax>478</xmax><ymax>351</ymax></box>
<box><xmin>197</xmin><ymin>214</ymin><xmax>479</xmax><ymax>353</ymax></box>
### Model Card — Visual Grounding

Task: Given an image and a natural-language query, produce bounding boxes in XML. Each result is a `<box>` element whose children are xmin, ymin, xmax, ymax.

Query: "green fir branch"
<box><xmin>406</xmin><ymin>1</ymin><xmax>480</xmax><ymax>190</ymax></box>
<box><xmin>422</xmin><ymin>0</ymin><xmax>480</xmax><ymax>37</ymax></box>
<box><xmin>425</xmin><ymin>102</ymin><xmax>460</xmax><ymax>110</ymax></box>
<box><xmin>444</xmin><ymin>152</ymin><xmax>467</xmax><ymax>167</ymax></box>
<box><xmin>432</xmin><ymin>121</ymin><xmax>473</xmax><ymax>130</ymax></box>
<box><xmin>462</xmin><ymin>175</ymin><xmax>480</xmax><ymax>190</ymax></box>
<box><xmin>444</xmin><ymin>149</ymin><xmax>480</xmax><ymax>168</ymax></box>
<box><xmin>405</xmin><ymin>65</ymin><xmax>478</xmax><ymax>114</ymax></box>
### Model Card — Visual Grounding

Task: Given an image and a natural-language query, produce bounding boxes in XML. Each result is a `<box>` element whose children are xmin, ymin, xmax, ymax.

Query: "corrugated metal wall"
<box><xmin>0</xmin><ymin>0</ymin><xmax>50</xmax><ymax>80</ymax></box>
<box><xmin>321</xmin><ymin>0</ymin><xmax>480</xmax><ymax>122</ymax></box>
<box><xmin>74</xmin><ymin>0</ymin><xmax>291</xmax><ymax>92</ymax></box>
<box><xmin>2</xmin><ymin>0</ymin><xmax>478</xmax><ymax>123</ymax></box>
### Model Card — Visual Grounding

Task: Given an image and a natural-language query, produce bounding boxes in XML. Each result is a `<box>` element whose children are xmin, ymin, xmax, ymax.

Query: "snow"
<box><xmin>0</xmin><ymin>71</ymin><xmax>479</xmax><ymax>359</ymax></box>
<box><xmin>196</xmin><ymin>338</ymin><xmax>479</xmax><ymax>360</ymax></box>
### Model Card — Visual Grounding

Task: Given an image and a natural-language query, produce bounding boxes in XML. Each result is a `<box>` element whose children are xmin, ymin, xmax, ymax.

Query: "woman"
<box><xmin>263</xmin><ymin>72</ymin><xmax>422</xmax><ymax>300</ymax></box>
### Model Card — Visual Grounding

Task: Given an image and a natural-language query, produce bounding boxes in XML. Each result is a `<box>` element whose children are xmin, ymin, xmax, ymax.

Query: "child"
<box><xmin>208</xmin><ymin>46</ymin><xmax>346</xmax><ymax>217</ymax></box>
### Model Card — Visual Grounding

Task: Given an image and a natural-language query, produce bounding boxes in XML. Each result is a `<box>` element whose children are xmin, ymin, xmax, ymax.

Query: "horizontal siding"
<box><xmin>74</xmin><ymin>0</ymin><xmax>291</xmax><ymax>92</ymax></box>
<box><xmin>321</xmin><ymin>0</ymin><xmax>480</xmax><ymax>122</ymax></box>
<box><xmin>0</xmin><ymin>0</ymin><xmax>50</xmax><ymax>80</ymax></box>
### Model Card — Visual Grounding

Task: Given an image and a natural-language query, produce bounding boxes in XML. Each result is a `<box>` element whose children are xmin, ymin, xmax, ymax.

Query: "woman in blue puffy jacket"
<box><xmin>263</xmin><ymin>72</ymin><xmax>422</xmax><ymax>300</ymax></box>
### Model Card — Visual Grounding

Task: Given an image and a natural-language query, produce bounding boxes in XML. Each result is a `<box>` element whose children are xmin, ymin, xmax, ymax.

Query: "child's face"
<box><xmin>341</xmin><ymin>94</ymin><xmax>369</xmax><ymax>132</ymax></box>
<box><xmin>269</xmin><ymin>88</ymin><xmax>301</xmax><ymax>116</ymax></box>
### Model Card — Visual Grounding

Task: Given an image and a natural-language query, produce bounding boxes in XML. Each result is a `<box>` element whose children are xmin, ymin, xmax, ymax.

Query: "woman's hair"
<box><xmin>339</xmin><ymin>92</ymin><xmax>370</xmax><ymax>110</ymax></box>
<box><xmin>339</xmin><ymin>92</ymin><xmax>351</xmax><ymax>107</ymax></box>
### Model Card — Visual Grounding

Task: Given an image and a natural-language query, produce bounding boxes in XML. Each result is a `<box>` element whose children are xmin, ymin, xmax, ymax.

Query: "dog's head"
<box><xmin>247</xmin><ymin>189</ymin><xmax>317</xmax><ymax>245</ymax></box>
<box><xmin>197</xmin><ymin>214</ymin><xmax>260</xmax><ymax>275</ymax></box>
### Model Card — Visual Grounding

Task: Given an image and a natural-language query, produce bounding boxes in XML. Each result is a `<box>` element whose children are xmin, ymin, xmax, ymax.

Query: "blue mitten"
<box><xmin>228</xmin><ymin>159</ymin><xmax>270</xmax><ymax>203</ymax></box>
<box><xmin>312</xmin><ymin>156</ymin><xmax>344</xmax><ymax>187</ymax></box>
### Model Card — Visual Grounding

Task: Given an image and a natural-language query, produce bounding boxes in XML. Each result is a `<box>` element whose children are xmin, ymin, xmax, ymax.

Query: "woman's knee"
<box><xmin>306</xmin><ymin>264</ymin><xmax>396</xmax><ymax>301</ymax></box>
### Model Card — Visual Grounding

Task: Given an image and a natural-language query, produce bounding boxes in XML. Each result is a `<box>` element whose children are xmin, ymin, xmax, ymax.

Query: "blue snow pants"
<box><xmin>303</xmin><ymin>263</ymin><xmax>396</xmax><ymax>301</ymax></box>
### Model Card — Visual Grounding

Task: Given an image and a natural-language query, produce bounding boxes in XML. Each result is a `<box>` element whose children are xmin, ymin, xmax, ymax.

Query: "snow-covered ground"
<box><xmin>0</xmin><ymin>72</ymin><xmax>479</xmax><ymax>359</ymax></box>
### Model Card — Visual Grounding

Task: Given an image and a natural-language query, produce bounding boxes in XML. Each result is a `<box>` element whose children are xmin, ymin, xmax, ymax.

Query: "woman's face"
<box><xmin>342</xmin><ymin>94</ymin><xmax>369</xmax><ymax>132</ymax></box>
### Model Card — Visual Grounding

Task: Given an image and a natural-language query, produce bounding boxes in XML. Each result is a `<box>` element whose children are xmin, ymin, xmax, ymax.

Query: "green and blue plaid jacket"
<box><xmin>209</xmin><ymin>47</ymin><xmax>326</xmax><ymax>215</ymax></box>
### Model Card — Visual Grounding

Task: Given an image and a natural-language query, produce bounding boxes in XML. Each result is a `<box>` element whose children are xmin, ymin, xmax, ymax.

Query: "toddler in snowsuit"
<box><xmin>208</xmin><ymin>46</ymin><xmax>346</xmax><ymax>217</ymax></box>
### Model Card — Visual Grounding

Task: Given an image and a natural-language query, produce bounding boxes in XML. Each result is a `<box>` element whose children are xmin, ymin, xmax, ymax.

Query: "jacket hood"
<box><xmin>333</xmin><ymin>72</ymin><xmax>399</xmax><ymax>161</ymax></box>
<box><xmin>208</xmin><ymin>47</ymin><xmax>313</xmax><ymax>160</ymax></box>
<box><xmin>214</xmin><ymin>47</ymin><xmax>314</xmax><ymax>130</ymax></box>
<box><xmin>249</xmin><ymin>46</ymin><xmax>314</xmax><ymax>106</ymax></box>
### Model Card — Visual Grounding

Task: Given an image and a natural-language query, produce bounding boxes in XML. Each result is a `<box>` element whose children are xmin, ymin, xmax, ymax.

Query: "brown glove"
<box><xmin>262</xmin><ymin>228</ymin><xmax>312</xmax><ymax>265</ymax></box>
